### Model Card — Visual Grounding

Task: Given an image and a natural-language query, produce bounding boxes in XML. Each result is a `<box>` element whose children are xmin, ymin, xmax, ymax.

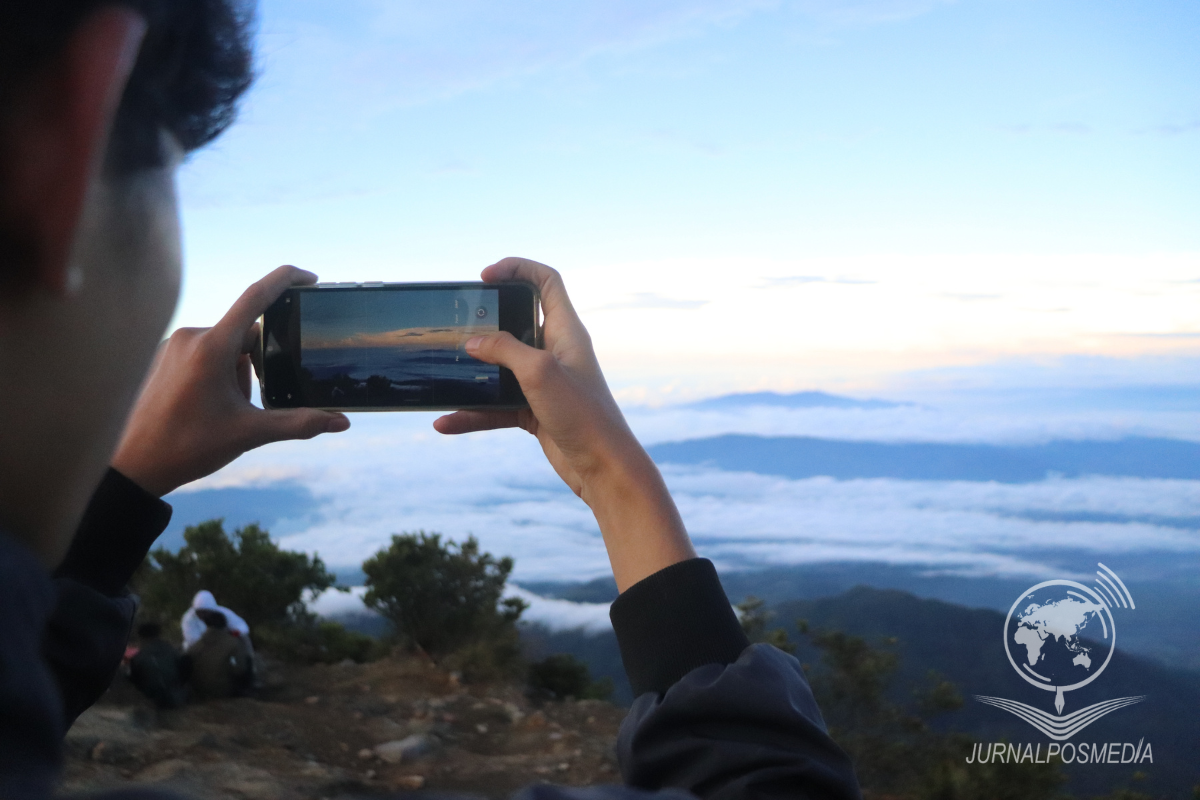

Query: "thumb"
<box><xmin>465</xmin><ymin>331</ymin><xmax>545</xmax><ymax>374</ymax></box>
<box><xmin>253</xmin><ymin>408</ymin><xmax>350</xmax><ymax>447</ymax></box>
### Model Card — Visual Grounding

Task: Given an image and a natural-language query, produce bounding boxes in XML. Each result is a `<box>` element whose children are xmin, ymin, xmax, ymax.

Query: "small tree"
<box><xmin>797</xmin><ymin>622</ymin><xmax>1066</xmax><ymax>800</ymax></box>
<box><xmin>139</xmin><ymin>520</ymin><xmax>337</xmax><ymax>630</ymax></box>
<box><xmin>736</xmin><ymin>595</ymin><xmax>796</xmax><ymax>654</ymax></box>
<box><xmin>527</xmin><ymin>654</ymin><xmax>614</xmax><ymax>702</ymax></box>
<box><xmin>362</xmin><ymin>532</ymin><xmax>527</xmax><ymax>657</ymax></box>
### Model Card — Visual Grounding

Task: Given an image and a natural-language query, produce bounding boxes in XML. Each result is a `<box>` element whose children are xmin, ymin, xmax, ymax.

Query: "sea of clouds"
<box><xmin>169</xmin><ymin>384</ymin><xmax>1200</xmax><ymax>628</ymax></box>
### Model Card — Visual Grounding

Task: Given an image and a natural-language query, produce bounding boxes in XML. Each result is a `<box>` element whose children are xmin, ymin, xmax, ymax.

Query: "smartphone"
<box><xmin>259</xmin><ymin>281</ymin><xmax>541</xmax><ymax>411</ymax></box>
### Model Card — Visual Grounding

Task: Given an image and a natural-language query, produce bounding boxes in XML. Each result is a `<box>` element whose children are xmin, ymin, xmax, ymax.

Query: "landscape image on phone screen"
<box><xmin>298</xmin><ymin>288</ymin><xmax>500</xmax><ymax>407</ymax></box>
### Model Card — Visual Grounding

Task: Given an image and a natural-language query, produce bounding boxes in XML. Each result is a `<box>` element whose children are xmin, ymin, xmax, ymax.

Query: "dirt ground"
<box><xmin>63</xmin><ymin>654</ymin><xmax>628</xmax><ymax>799</ymax></box>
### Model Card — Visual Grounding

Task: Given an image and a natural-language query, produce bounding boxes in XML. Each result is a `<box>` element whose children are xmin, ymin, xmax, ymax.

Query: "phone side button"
<box><xmin>362</xmin><ymin>282</ymin><xmax>385</xmax><ymax>287</ymax></box>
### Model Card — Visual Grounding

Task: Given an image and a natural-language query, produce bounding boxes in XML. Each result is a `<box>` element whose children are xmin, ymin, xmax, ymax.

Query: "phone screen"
<box><xmin>296</xmin><ymin>287</ymin><xmax>501</xmax><ymax>407</ymax></box>
<box><xmin>261</xmin><ymin>281</ymin><xmax>538</xmax><ymax>411</ymax></box>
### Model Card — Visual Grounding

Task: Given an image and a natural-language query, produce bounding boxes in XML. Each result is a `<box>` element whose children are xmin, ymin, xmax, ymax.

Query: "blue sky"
<box><xmin>175</xmin><ymin>0</ymin><xmax>1200</xmax><ymax>402</ymax></box>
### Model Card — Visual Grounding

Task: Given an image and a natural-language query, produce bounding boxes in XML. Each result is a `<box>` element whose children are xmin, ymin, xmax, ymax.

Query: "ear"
<box><xmin>2</xmin><ymin>7</ymin><xmax>146</xmax><ymax>294</ymax></box>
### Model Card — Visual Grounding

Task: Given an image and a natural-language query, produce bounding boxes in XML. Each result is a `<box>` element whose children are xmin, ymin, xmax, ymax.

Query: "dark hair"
<box><xmin>137</xmin><ymin>622</ymin><xmax>162</xmax><ymax>639</ymax></box>
<box><xmin>0</xmin><ymin>0</ymin><xmax>255</xmax><ymax>174</ymax></box>
<box><xmin>195</xmin><ymin>608</ymin><xmax>228</xmax><ymax>629</ymax></box>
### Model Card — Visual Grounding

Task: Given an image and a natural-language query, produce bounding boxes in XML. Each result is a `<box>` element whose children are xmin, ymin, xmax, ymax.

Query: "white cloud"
<box><xmin>306</xmin><ymin>579</ymin><xmax>612</xmax><ymax>635</ymax></box>
<box><xmin>508</xmin><ymin>586</ymin><xmax>614</xmax><ymax>634</ymax></box>
<box><xmin>175</xmin><ymin>396</ymin><xmax>1200</xmax><ymax>594</ymax></box>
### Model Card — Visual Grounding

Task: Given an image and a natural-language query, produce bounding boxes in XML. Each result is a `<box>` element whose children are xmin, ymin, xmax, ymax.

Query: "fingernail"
<box><xmin>465</xmin><ymin>336</ymin><xmax>485</xmax><ymax>352</ymax></box>
<box><xmin>326</xmin><ymin>415</ymin><xmax>350</xmax><ymax>433</ymax></box>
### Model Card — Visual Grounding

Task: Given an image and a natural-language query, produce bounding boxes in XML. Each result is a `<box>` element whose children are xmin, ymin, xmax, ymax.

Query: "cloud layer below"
<box><xmin>169</xmin><ymin>382</ymin><xmax>1200</xmax><ymax>590</ymax></box>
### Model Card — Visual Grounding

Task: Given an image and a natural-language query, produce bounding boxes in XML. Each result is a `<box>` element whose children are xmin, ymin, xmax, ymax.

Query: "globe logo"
<box><xmin>975</xmin><ymin>563</ymin><xmax>1145</xmax><ymax>741</ymax></box>
<box><xmin>1004</xmin><ymin>580</ymin><xmax>1115</xmax><ymax>714</ymax></box>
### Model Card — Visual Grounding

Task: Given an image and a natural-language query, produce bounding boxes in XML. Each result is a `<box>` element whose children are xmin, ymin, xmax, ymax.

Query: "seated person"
<box><xmin>127</xmin><ymin>623</ymin><xmax>188</xmax><ymax>710</ymax></box>
<box><xmin>185</xmin><ymin>610</ymin><xmax>254</xmax><ymax>701</ymax></box>
<box><xmin>0</xmin><ymin>1</ymin><xmax>861</xmax><ymax>798</ymax></box>
<box><xmin>180</xmin><ymin>590</ymin><xmax>250</xmax><ymax>651</ymax></box>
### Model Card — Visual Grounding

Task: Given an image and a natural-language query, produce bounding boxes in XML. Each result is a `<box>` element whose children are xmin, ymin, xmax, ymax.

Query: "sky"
<box><xmin>171</xmin><ymin>0</ymin><xmax>1200</xmax><ymax>403</ymax></box>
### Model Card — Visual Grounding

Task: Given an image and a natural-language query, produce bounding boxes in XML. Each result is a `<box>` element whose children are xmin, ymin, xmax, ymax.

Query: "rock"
<box><xmin>304</xmin><ymin>695</ymin><xmax>320</xmax><ymax>705</ymax></box>
<box><xmin>475</xmin><ymin>724</ymin><xmax>488</xmax><ymax>734</ymax></box>
<box><xmin>394</xmin><ymin>774</ymin><xmax>425</xmax><ymax>790</ymax></box>
<box><xmin>357</xmin><ymin>748</ymin><xmax>374</xmax><ymax>760</ymax></box>
<box><xmin>366</xmin><ymin>716</ymin><xmax>405</xmax><ymax>742</ymax></box>
<box><xmin>212</xmin><ymin>762</ymin><xmax>283</xmax><ymax>799</ymax></box>
<box><xmin>524</xmin><ymin>711</ymin><xmax>547</xmax><ymax>729</ymax></box>
<box><xmin>373</xmin><ymin>734</ymin><xmax>435</xmax><ymax>764</ymax></box>
<box><xmin>135</xmin><ymin>759</ymin><xmax>193</xmax><ymax>783</ymax></box>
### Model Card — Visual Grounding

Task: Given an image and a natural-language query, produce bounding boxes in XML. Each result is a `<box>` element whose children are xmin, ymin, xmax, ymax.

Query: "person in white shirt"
<box><xmin>180</xmin><ymin>590</ymin><xmax>250</xmax><ymax>651</ymax></box>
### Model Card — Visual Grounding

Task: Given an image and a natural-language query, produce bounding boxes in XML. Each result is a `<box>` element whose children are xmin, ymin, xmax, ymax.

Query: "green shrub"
<box><xmin>134</xmin><ymin>519</ymin><xmax>345</xmax><ymax>663</ymax></box>
<box><xmin>362</xmin><ymin>532</ymin><xmax>527</xmax><ymax>658</ymax></box>
<box><xmin>736</xmin><ymin>595</ymin><xmax>796</xmax><ymax>654</ymax></box>
<box><xmin>527</xmin><ymin>653</ymin><xmax>613</xmax><ymax>702</ymax></box>
<box><xmin>255</xmin><ymin>619</ymin><xmax>387</xmax><ymax>665</ymax></box>
<box><xmin>137</xmin><ymin>519</ymin><xmax>337</xmax><ymax>631</ymax></box>
<box><xmin>798</xmin><ymin>623</ymin><xmax>1065</xmax><ymax>800</ymax></box>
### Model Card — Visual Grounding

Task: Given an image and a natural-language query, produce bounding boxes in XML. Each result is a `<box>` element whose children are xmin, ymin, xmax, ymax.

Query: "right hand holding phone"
<box><xmin>112</xmin><ymin>266</ymin><xmax>350</xmax><ymax>497</ymax></box>
<box><xmin>434</xmin><ymin>258</ymin><xmax>696</xmax><ymax>591</ymax></box>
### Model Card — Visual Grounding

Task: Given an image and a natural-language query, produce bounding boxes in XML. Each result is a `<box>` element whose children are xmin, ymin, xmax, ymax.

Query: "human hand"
<box><xmin>111</xmin><ymin>266</ymin><xmax>350</xmax><ymax>497</ymax></box>
<box><xmin>434</xmin><ymin>258</ymin><xmax>695</xmax><ymax>590</ymax></box>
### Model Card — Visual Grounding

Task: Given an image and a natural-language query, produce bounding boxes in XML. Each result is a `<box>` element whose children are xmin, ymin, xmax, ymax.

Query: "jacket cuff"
<box><xmin>53</xmin><ymin>468</ymin><xmax>173</xmax><ymax>596</ymax></box>
<box><xmin>610</xmin><ymin>558</ymin><xmax>750</xmax><ymax>697</ymax></box>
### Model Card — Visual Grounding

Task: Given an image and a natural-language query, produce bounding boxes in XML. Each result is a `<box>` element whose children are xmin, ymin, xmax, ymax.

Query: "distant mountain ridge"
<box><xmin>683</xmin><ymin>391</ymin><xmax>907</xmax><ymax>410</ymax></box>
<box><xmin>648</xmin><ymin>434</ymin><xmax>1200</xmax><ymax>482</ymax></box>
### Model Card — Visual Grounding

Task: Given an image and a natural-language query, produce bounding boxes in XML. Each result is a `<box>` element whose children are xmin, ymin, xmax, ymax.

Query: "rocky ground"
<box><xmin>63</xmin><ymin>654</ymin><xmax>628</xmax><ymax>799</ymax></box>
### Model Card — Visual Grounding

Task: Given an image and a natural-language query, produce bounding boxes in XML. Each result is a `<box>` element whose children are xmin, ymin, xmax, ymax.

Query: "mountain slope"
<box><xmin>648</xmin><ymin>434</ymin><xmax>1200</xmax><ymax>482</ymax></box>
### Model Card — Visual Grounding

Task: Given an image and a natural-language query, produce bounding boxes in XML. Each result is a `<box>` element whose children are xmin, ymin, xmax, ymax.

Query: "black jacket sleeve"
<box><xmin>609</xmin><ymin>559</ymin><xmax>862</xmax><ymax>800</ymax></box>
<box><xmin>46</xmin><ymin>468</ymin><xmax>172</xmax><ymax>726</ymax></box>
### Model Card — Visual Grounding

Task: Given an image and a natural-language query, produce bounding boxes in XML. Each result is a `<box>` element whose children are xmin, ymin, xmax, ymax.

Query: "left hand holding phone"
<box><xmin>112</xmin><ymin>265</ymin><xmax>351</xmax><ymax>497</ymax></box>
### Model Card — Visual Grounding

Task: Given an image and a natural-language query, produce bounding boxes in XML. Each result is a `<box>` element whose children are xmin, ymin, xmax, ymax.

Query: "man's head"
<box><xmin>0</xmin><ymin>1</ymin><xmax>254</xmax><ymax>564</ymax></box>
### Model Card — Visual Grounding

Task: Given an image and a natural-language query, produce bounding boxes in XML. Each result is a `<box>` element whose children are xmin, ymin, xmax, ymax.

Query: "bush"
<box><xmin>527</xmin><ymin>654</ymin><xmax>614</xmax><ymax>702</ymax></box>
<box><xmin>255</xmin><ymin>619</ymin><xmax>388</xmax><ymax>665</ymax></box>
<box><xmin>134</xmin><ymin>519</ymin><xmax>342</xmax><ymax>661</ymax></box>
<box><xmin>737</xmin><ymin>595</ymin><xmax>796</xmax><ymax>654</ymax></box>
<box><xmin>798</xmin><ymin>622</ymin><xmax>1066</xmax><ymax>800</ymax></box>
<box><xmin>362</xmin><ymin>532</ymin><xmax>527</xmax><ymax>658</ymax></box>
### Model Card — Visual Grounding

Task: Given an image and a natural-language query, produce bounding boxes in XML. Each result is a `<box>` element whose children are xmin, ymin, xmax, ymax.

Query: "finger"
<box><xmin>243</xmin><ymin>321</ymin><xmax>264</xmax><ymax>382</ymax></box>
<box><xmin>250</xmin><ymin>408</ymin><xmax>350</xmax><ymax>447</ymax></box>
<box><xmin>434</xmin><ymin>409</ymin><xmax>521</xmax><ymax>435</ymax></box>
<box><xmin>237</xmin><ymin>353</ymin><xmax>252</xmax><ymax>401</ymax></box>
<box><xmin>241</xmin><ymin>321</ymin><xmax>261</xmax><ymax>355</ymax></box>
<box><xmin>480</xmin><ymin>257</ymin><xmax>576</xmax><ymax>321</ymax></box>
<box><xmin>464</xmin><ymin>330</ymin><xmax>548</xmax><ymax>377</ymax></box>
<box><xmin>212</xmin><ymin>265</ymin><xmax>317</xmax><ymax>349</ymax></box>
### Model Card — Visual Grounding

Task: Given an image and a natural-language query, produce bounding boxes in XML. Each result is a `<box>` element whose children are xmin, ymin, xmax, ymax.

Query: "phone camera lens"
<box><xmin>476</xmin><ymin>307</ymin><xmax>487</xmax><ymax>319</ymax></box>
